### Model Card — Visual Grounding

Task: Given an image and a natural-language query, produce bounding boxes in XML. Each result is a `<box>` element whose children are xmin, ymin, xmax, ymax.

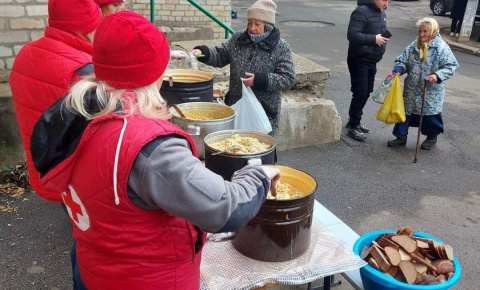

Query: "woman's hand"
<box><xmin>170</xmin><ymin>50</ymin><xmax>188</xmax><ymax>61</ymax></box>
<box><xmin>427</xmin><ymin>74</ymin><xmax>438</xmax><ymax>84</ymax></box>
<box><xmin>242</xmin><ymin>72</ymin><xmax>255</xmax><ymax>87</ymax></box>
<box><xmin>259</xmin><ymin>166</ymin><xmax>281</xmax><ymax>195</ymax></box>
<box><xmin>375</xmin><ymin>34</ymin><xmax>388</xmax><ymax>46</ymax></box>
<box><xmin>191</xmin><ymin>49</ymin><xmax>203</xmax><ymax>56</ymax></box>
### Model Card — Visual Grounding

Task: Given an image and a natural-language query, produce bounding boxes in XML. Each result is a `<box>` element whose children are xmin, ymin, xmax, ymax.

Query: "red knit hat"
<box><xmin>94</xmin><ymin>0</ymin><xmax>126</xmax><ymax>5</ymax></box>
<box><xmin>48</xmin><ymin>0</ymin><xmax>102</xmax><ymax>35</ymax></box>
<box><xmin>93</xmin><ymin>11</ymin><xmax>170</xmax><ymax>89</ymax></box>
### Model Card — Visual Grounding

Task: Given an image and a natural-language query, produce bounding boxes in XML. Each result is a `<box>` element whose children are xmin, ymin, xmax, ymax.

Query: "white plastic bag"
<box><xmin>231</xmin><ymin>82</ymin><xmax>272</xmax><ymax>134</ymax></box>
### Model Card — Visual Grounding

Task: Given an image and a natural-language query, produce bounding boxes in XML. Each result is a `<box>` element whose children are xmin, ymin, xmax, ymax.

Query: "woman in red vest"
<box><xmin>31</xmin><ymin>11</ymin><xmax>279</xmax><ymax>289</ymax></box>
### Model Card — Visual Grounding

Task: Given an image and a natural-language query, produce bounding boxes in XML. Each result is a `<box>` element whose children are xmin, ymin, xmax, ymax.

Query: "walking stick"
<box><xmin>414</xmin><ymin>80</ymin><xmax>428</xmax><ymax>163</ymax></box>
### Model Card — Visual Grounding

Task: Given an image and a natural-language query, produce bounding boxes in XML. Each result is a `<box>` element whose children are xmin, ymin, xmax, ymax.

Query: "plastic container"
<box><xmin>373</xmin><ymin>74</ymin><xmax>394</xmax><ymax>104</ymax></box>
<box><xmin>353</xmin><ymin>230</ymin><xmax>461</xmax><ymax>290</ymax></box>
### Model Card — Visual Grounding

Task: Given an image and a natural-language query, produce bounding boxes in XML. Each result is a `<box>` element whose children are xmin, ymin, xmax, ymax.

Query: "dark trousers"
<box><xmin>450</xmin><ymin>18</ymin><xmax>463</xmax><ymax>33</ymax></box>
<box><xmin>347</xmin><ymin>56</ymin><xmax>377</xmax><ymax>127</ymax></box>
<box><xmin>392</xmin><ymin>114</ymin><xmax>444</xmax><ymax>139</ymax></box>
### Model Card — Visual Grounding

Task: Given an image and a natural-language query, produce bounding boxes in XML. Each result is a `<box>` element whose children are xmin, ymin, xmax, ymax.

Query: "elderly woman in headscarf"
<box><xmin>191</xmin><ymin>0</ymin><xmax>295</xmax><ymax>139</ymax></box>
<box><xmin>387</xmin><ymin>17</ymin><xmax>459</xmax><ymax>150</ymax></box>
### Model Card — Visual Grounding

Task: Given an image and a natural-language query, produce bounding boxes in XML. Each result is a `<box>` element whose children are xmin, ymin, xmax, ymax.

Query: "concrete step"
<box><xmin>160</xmin><ymin>26</ymin><xmax>214</xmax><ymax>43</ymax></box>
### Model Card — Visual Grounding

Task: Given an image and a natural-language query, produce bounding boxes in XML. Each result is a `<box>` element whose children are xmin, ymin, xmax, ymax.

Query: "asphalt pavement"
<box><xmin>1</xmin><ymin>0</ymin><xmax>479</xmax><ymax>289</ymax></box>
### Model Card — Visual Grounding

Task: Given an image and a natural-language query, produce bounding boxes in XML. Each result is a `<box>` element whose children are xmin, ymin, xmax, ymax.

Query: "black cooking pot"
<box><xmin>232</xmin><ymin>165</ymin><xmax>317</xmax><ymax>262</ymax></box>
<box><xmin>204</xmin><ymin>130</ymin><xmax>276</xmax><ymax>181</ymax></box>
<box><xmin>160</xmin><ymin>69</ymin><xmax>214</xmax><ymax>104</ymax></box>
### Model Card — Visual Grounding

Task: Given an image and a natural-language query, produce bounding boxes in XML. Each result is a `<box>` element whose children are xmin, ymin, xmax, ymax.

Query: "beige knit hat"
<box><xmin>246</xmin><ymin>0</ymin><xmax>277</xmax><ymax>25</ymax></box>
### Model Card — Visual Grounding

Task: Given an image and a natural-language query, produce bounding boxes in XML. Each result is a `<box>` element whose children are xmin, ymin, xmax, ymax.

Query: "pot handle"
<box><xmin>214</xmin><ymin>97</ymin><xmax>226</xmax><ymax>105</ymax></box>
<box><xmin>186</xmin><ymin>125</ymin><xmax>200</xmax><ymax>136</ymax></box>
<box><xmin>247</xmin><ymin>158</ymin><xmax>262</xmax><ymax>166</ymax></box>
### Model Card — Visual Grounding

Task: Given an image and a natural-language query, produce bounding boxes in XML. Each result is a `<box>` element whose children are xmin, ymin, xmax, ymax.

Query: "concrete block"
<box><xmin>0</xmin><ymin>69</ymin><xmax>10</xmax><ymax>83</ymax></box>
<box><xmin>0</xmin><ymin>46</ymin><xmax>13</xmax><ymax>57</ymax></box>
<box><xmin>0</xmin><ymin>31</ymin><xmax>29</xmax><ymax>44</ymax></box>
<box><xmin>0</xmin><ymin>19</ymin><xmax>6</xmax><ymax>30</ymax></box>
<box><xmin>0</xmin><ymin>6</ymin><xmax>25</xmax><ymax>17</ymax></box>
<box><xmin>30</xmin><ymin>30</ymin><xmax>44</xmax><ymax>41</ymax></box>
<box><xmin>26</xmin><ymin>5</ymin><xmax>48</xmax><ymax>16</ymax></box>
<box><xmin>0</xmin><ymin>0</ymin><xmax>14</xmax><ymax>3</ymax></box>
<box><xmin>171</xmin><ymin>11</ymin><xmax>185</xmax><ymax>16</ymax></box>
<box><xmin>5</xmin><ymin>57</ymin><xmax>14</xmax><ymax>69</ymax></box>
<box><xmin>10</xmin><ymin>18</ymin><xmax>44</xmax><ymax>29</ymax></box>
<box><xmin>164</xmin><ymin>26</ymin><xmax>214</xmax><ymax>43</ymax></box>
<box><xmin>277</xmin><ymin>93</ymin><xmax>341</xmax><ymax>151</ymax></box>
<box><xmin>0</xmin><ymin>82</ymin><xmax>12</xmax><ymax>97</ymax></box>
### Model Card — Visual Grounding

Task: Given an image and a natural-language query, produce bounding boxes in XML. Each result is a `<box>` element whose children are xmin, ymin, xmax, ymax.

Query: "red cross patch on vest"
<box><xmin>62</xmin><ymin>185</ymin><xmax>90</xmax><ymax>231</ymax></box>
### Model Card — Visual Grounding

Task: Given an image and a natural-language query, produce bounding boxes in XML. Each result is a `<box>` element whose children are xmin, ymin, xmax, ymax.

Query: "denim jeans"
<box><xmin>71</xmin><ymin>240</ymin><xmax>87</xmax><ymax>290</ymax></box>
<box><xmin>347</xmin><ymin>56</ymin><xmax>377</xmax><ymax>127</ymax></box>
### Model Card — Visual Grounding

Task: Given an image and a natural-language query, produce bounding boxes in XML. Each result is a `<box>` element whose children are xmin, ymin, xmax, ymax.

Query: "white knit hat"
<box><xmin>246</xmin><ymin>0</ymin><xmax>277</xmax><ymax>25</ymax></box>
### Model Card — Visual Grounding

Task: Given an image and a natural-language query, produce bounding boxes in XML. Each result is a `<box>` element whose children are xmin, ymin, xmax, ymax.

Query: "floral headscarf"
<box><xmin>416</xmin><ymin>17</ymin><xmax>440</xmax><ymax>62</ymax></box>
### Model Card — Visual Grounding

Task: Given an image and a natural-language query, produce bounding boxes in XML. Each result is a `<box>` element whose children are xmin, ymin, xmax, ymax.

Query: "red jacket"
<box><xmin>39</xmin><ymin>114</ymin><xmax>206</xmax><ymax>289</ymax></box>
<box><xmin>9</xmin><ymin>26</ymin><xmax>93</xmax><ymax>202</ymax></box>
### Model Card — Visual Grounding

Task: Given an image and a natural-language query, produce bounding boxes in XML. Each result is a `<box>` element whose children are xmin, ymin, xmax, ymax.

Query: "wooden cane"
<box><xmin>414</xmin><ymin>80</ymin><xmax>428</xmax><ymax>163</ymax></box>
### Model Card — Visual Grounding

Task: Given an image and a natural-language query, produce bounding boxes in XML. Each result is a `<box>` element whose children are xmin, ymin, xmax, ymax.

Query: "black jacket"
<box><xmin>347</xmin><ymin>0</ymin><xmax>387</xmax><ymax>63</ymax></box>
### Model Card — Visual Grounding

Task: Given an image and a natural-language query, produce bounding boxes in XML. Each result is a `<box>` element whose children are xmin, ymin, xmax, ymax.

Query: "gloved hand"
<box><xmin>259</xmin><ymin>166</ymin><xmax>280</xmax><ymax>194</ymax></box>
<box><xmin>392</xmin><ymin>65</ymin><xmax>404</xmax><ymax>75</ymax></box>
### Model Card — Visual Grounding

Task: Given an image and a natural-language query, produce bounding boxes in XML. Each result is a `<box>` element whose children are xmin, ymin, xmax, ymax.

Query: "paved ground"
<box><xmin>1</xmin><ymin>0</ymin><xmax>479</xmax><ymax>289</ymax></box>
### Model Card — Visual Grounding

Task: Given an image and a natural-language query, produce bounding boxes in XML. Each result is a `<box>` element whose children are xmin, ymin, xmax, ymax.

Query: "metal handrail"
<box><xmin>149</xmin><ymin>0</ymin><xmax>235</xmax><ymax>39</ymax></box>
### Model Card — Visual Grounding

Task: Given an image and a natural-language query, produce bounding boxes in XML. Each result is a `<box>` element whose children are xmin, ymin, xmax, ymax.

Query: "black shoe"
<box><xmin>421</xmin><ymin>136</ymin><xmax>437</xmax><ymax>150</ymax></box>
<box><xmin>347</xmin><ymin>128</ymin><xmax>367</xmax><ymax>141</ymax></box>
<box><xmin>346</xmin><ymin>122</ymin><xmax>370</xmax><ymax>133</ymax></box>
<box><xmin>387</xmin><ymin>136</ymin><xmax>407</xmax><ymax>147</ymax></box>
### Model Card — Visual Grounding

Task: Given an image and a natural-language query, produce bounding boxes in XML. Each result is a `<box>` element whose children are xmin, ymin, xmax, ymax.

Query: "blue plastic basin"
<box><xmin>353</xmin><ymin>230</ymin><xmax>461</xmax><ymax>290</ymax></box>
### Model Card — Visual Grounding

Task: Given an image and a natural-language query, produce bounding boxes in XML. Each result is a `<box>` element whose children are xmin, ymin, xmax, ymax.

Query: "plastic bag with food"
<box><xmin>232</xmin><ymin>82</ymin><xmax>272</xmax><ymax>134</ymax></box>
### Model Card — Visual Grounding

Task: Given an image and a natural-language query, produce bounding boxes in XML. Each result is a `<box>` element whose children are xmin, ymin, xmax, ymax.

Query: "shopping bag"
<box><xmin>372</xmin><ymin>74</ymin><xmax>394</xmax><ymax>104</ymax></box>
<box><xmin>376</xmin><ymin>73</ymin><xmax>406</xmax><ymax>124</ymax></box>
<box><xmin>232</xmin><ymin>82</ymin><xmax>272</xmax><ymax>134</ymax></box>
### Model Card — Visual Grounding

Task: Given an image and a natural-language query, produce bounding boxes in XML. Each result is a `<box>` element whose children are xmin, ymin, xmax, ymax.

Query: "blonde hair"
<box><xmin>64</xmin><ymin>75</ymin><xmax>170</xmax><ymax>120</ymax></box>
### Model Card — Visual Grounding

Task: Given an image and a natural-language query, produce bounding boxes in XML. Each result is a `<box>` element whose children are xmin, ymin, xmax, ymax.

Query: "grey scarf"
<box><xmin>248</xmin><ymin>24</ymin><xmax>274</xmax><ymax>43</ymax></box>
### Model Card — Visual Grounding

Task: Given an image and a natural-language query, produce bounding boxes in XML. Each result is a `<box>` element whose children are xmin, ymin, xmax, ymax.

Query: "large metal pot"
<box><xmin>161</xmin><ymin>69</ymin><xmax>214</xmax><ymax>105</ymax></box>
<box><xmin>204</xmin><ymin>130</ymin><xmax>276</xmax><ymax>180</ymax></box>
<box><xmin>232</xmin><ymin>165</ymin><xmax>317</xmax><ymax>262</ymax></box>
<box><xmin>171</xmin><ymin>102</ymin><xmax>235</xmax><ymax>159</ymax></box>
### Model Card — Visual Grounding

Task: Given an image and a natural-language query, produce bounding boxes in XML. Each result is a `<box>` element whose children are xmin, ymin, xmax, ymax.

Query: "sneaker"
<box><xmin>347</xmin><ymin>128</ymin><xmax>367</xmax><ymax>141</ymax></box>
<box><xmin>455</xmin><ymin>33</ymin><xmax>459</xmax><ymax>37</ymax></box>
<box><xmin>421</xmin><ymin>136</ymin><xmax>437</xmax><ymax>150</ymax></box>
<box><xmin>449</xmin><ymin>32</ymin><xmax>455</xmax><ymax>36</ymax></box>
<box><xmin>346</xmin><ymin>122</ymin><xmax>370</xmax><ymax>133</ymax></box>
<box><xmin>387</xmin><ymin>136</ymin><xmax>407</xmax><ymax>148</ymax></box>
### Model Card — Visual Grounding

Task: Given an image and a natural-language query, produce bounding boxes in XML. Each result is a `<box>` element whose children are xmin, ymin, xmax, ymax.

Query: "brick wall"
<box><xmin>0</xmin><ymin>0</ymin><xmax>232</xmax><ymax>98</ymax></box>
<box><xmin>0</xmin><ymin>0</ymin><xmax>48</xmax><ymax>98</ymax></box>
<box><xmin>131</xmin><ymin>0</ymin><xmax>232</xmax><ymax>39</ymax></box>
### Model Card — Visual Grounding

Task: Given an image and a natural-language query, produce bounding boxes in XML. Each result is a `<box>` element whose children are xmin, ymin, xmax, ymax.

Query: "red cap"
<box><xmin>93</xmin><ymin>11</ymin><xmax>170</xmax><ymax>89</ymax></box>
<box><xmin>48</xmin><ymin>0</ymin><xmax>102</xmax><ymax>35</ymax></box>
<box><xmin>94</xmin><ymin>0</ymin><xmax>126</xmax><ymax>5</ymax></box>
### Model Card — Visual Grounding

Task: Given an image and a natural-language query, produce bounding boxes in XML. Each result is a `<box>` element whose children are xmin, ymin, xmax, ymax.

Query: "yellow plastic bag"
<box><xmin>376</xmin><ymin>73</ymin><xmax>406</xmax><ymax>124</ymax></box>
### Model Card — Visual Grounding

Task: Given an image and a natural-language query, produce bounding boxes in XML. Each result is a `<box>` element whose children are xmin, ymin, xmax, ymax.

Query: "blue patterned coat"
<box><xmin>395</xmin><ymin>35</ymin><xmax>459</xmax><ymax>115</ymax></box>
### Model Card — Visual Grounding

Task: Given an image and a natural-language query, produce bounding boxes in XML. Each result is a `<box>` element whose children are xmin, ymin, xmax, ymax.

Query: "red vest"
<box><xmin>46</xmin><ymin>115</ymin><xmax>206</xmax><ymax>289</ymax></box>
<box><xmin>9</xmin><ymin>26</ymin><xmax>93</xmax><ymax>202</ymax></box>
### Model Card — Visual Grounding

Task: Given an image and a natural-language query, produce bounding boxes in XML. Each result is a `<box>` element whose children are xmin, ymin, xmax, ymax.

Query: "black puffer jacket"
<box><xmin>347</xmin><ymin>0</ymin><xmax>387</xmax><ymax>63</ymax></box>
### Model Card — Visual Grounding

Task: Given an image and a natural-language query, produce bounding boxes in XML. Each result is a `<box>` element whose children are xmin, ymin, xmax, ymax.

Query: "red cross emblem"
<box><xmin>62</xmin><ymin>185</ymin><xmax>90</xmax><ymax>231</ymax></box>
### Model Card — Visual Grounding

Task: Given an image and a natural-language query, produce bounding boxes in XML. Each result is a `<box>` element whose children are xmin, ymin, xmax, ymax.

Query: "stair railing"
<box><xmin>149</xmin><ymin>0</ymin><xmax>235</xmax><ymax>39</ymax></box>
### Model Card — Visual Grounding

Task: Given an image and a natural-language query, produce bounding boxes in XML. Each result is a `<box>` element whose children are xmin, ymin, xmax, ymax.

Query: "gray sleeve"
<box><xmin>127</xmin><ymin>136</ymin><xmax>271</xmax><ymax>233</ymax></box>
<box><xmin>266</xmin><ymin>40</ymin><xmax>296</xmax><ymax>92</ymax></box>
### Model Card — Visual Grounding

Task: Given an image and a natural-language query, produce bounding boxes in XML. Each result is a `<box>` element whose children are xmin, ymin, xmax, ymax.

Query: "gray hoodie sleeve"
<box><xmin>127</xmin><ymin>135</ymin><xmax>271</xmax><ymax>233</ymax></box>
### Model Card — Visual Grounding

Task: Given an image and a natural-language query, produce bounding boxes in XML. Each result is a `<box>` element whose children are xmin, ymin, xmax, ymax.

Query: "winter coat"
<box><xmin>196</xmin><ymin>27</ymin><xmax>295</xmax><ymax>138</ymax></box>
<box><xmin>394</xmin><ymin>35</ymin><xmax>459</xmax><ymax>115</ymax></box>
<box><xmin>9</xmin><ymin>26</ymin><xmax>94</xmax><ymax>202</ymax></box>
<box><xmin>451</xmin><ymin>0</ymin><xmax>468</xmax><ymax>20</ymax></box>
<box><xmin>347</xmin><ymin>0</ymin><xmax>388</xmax><ymax>63</ymax></box>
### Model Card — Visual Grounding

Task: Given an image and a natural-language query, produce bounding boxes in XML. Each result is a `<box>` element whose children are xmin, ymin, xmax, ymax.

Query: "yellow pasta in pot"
<box><xmin>267</xmin><ymin>181</ymin><xmax>306</xmax><ymax>200</ymax></box>
<box><xmin>210</xmin><ymin>134</ymin><xmax>271</xmax><ymax>154</ymax></box>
